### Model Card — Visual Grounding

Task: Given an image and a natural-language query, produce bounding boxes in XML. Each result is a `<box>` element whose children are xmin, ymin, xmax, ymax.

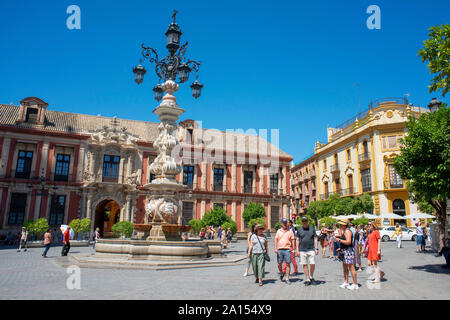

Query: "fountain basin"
<box><xmin>94</xmin><ymin>239</ymin><xmax>216</xmax><ymax>260</ymax></box>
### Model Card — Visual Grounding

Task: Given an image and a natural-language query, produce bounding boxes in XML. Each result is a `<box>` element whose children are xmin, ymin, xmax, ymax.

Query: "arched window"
<box><xmin>393</xmin><ymin>199</ymin><xmax>405</xmax><ymax>216</ymax></box>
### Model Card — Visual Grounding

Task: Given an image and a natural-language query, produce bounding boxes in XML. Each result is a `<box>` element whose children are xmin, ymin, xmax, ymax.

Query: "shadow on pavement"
<box><xmin>408</xmin><ymin>264</ymin><xmax>450</xmax><ymax>274</ymax></box>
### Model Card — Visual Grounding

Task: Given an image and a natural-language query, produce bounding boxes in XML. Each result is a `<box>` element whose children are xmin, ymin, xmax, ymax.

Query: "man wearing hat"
<box><xmin>274</xmin><ymin>218</ymin><xmax>296</xmax><ymax>284</ymax></box>
<box><xmin>296</xmin><ymin>216</ymin><xmax>318</xmax><ymax>286</ymax></box>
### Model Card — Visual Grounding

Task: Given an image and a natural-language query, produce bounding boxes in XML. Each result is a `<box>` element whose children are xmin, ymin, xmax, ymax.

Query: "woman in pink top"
<box><xmin>42</xmin><ymin>228</ymin><xmax>53</xmax><ymax>258</ymax></box>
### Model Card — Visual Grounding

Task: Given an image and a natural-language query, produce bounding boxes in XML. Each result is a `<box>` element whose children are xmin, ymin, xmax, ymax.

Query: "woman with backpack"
<box><xmin>319</xmin><ymin>223</ymin><xmax>332</xmax><ymax>258</ymax></box>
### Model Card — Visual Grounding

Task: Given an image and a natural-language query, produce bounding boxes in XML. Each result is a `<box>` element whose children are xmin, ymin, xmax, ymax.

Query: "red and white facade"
<box><xmin>0</xmin><ymin>97</ymin><xmax>292</xmax><ymax>234</ymax></box>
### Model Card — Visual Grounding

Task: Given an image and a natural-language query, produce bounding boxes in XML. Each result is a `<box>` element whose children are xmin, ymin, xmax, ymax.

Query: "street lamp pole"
<box><xmin>133</xmin><ymin>11</ymin><xmax>204</xmax><ymax>240</ymax></box>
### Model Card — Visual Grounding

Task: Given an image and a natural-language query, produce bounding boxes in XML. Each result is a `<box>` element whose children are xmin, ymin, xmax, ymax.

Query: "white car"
<box><xmin>379</xmin><ymin>226</ymin><xmax>417</xmax><ymax>242</ymax></box>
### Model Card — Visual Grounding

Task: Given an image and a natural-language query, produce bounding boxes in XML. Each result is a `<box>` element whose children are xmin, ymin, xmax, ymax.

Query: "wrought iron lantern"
<box><xmin>152</xmin><ymin>84</ymin><xmax>164</xmax><ymax>101</ymax></box>
<box><xmin>133</xmin><ymin>10</ymin><xmax>203</xmax><ymax>99</ymax></box>
<box><xmin>190</xmin><ymin>79</ymin><xmax>203</xmax><ymax>99</ymax></box>
<box><xmin>177</xmin><ymin>63</ymin><xmax>191</xmax><ymax>83</ymax></box>
<box><xmin>133</xmin><ymin>64</ymin><xmax>146</xmax><ymax>85</ymax></box>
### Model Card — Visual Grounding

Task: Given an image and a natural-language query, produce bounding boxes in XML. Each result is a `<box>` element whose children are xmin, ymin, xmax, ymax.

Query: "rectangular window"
<box><xmin>49</xmin><ymin>195</ymin><xmax>66</xmax><ymax>226</ymax></box>
<box><xmin>25</xmin><ymin>108</ymin><xmax>38</xmax><ymax>123</ymax></box>
<box><xmin>389</xmin><ymin>164</ymin><xmax>403</xmax><ymax>188</ymax></box>
<box><xmin>213</xmin><ymin>168</ymin><xmax>224</xmax><ymax>192</ymax></box>
<box><xmin>8</xmin><ymin>193</ymin><xmax>27</xmax><ymax>225</ymax></box>
<box><xmin>54</xmin><ymin>154</ymin><xmax>71</xmax><ymax>181</ymax></box>
<box><xmin>15</xmin><ymin>150</ymin><xmax>33</xmax><ymax>179</ymax></box>
<box><xmin>270</xmin><ymin>174</ymin><xmax>278</xmax><ymax>194</ymax></box>
<box><xmin>244</xmin><ymin>171</ymin><xmax>253</xmax><ymax>193</ymax></box>
<box><xmin>323</xmin><ymin>159</ymin><xmax>327</xmax><ymax>171</ymax></box>
<box><xmin>181</xmin><ymin>201</ymin><xmax>193</xmax><ymax>225</ymax></box>
<box><xmin>361</xmin><ymin>169</ymin><xmax>372</xmax><ymax>192</ymax></box>
<box><xmin>102</xmin><ymin>155</ymin><xmax>120</xmax><ymax>182</ymax></box>
<box><xmin>346</xmin><ymin>149</ymin><xmax>351</xmax><ymax>161</ymax></box>
<box><xmin>183</xmin><ymin>165</ymin><xmax>194</xmax><ymax>189</ymax></box>
<box><xmin>382</xmin><ymin>135</ymin><xmax>403</xmax><ymax>150</ymax></box>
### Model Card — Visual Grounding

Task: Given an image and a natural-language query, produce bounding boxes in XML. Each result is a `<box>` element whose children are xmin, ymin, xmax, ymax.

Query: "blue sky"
<box><xmin>0</xmin><ymin>0</ymin><xmax>449</xmax><ymax>163</ymax></box>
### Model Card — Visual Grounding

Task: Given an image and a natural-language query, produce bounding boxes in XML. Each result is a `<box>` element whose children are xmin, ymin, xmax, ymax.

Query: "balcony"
<box><xmin>309</xmin><ymin>170</ymin><xmax>316</xmax><ymax>178</ymax></box>
<box><xmin>330</xmin><ymin>164</ymin><xmax>340</xmax><ymax>173</ymax></box>
<box><xmin>319</xmin><ymin>193</ymin><xmax>330</xmax><ymax>200</ymax></box>
<box><xmin>390</xmin><ymin>183</ymin><xmax>403</xmax><ymax>189</ymax></box>
<box><xmin>303</xmin><ymin>173</ymin><xmax>309</xmax><ymax>180</ymax></box>
<box><xmin>214</xmin><ymin>184</ymin><xmax>223</xmax><ymax>192</ymax></box>
<box><xmin>244</xmin><ymin>185</ymin><xmax>253</xmax><ymax>194</ymax></box>
<box><xmin>362</xmin><ymin>185</ymin><xmax>372</xmax><ymax>192</ymax></box>
<box><xmin>341</xmin><ymin>188</ymin><xmax>354</xmax><ymax>196</ymax></box>
<box><xmin>359</xmin><ymin>153</ymin><xmax>371</xmax><ymax>162</ymax></box>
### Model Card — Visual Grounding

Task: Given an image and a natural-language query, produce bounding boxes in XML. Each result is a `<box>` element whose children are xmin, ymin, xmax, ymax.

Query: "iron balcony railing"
<box><xmin>358</xmin><ymin>153</ymin><xmax>371</xmax><ymax>162</ymax></box>
<box><xmin>330</xmin><ymin>164</ymin><xmax>340</xmax><ymax>172</ymax></box>
<box><xmin>362</xmin><ymin>185</ymin><xmax>372</xmax><ymax>192</ymax></box>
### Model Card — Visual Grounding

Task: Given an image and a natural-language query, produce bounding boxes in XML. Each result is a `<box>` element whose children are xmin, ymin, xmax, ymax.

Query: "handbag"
<box><xmin>255</xmin><ymin>234</ymin><xmax>270</xmax><ymax>262</ymax></box>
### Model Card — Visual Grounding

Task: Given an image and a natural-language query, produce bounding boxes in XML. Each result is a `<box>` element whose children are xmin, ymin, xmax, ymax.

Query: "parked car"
<box><xmin>380</xmin><ymin>226</ymin><xmax>417</xmax><ymax>242</ymax></box>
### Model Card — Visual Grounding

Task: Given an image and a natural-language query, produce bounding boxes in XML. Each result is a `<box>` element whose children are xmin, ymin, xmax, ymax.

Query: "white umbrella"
<box><xmin>334</xmin><ymin>215</ymin><xmax>347</xmax><ymax>220</ymax></box>
<box><xmin>378</xmin><ymin>213</ymin><xmax>407</xmax><ymax>220</ymax></box>
<box><xmin>407</xmin><ymin>212</ymin><xmax>435</xmax><ymax>219</ymax></box>
<box><xmin>362</xmin><ymin>213</ymin><xmax>378</xmax><ymax>219</ymax></box>
<box><xmin>60</xmin><ymin>225</ymin><xmax>75</xmax><ymax>239</ymax></box>
<box><xmin>346</xmin><ymin>214</ymin><xmax>363</xmax><ymax>219</ymax></box>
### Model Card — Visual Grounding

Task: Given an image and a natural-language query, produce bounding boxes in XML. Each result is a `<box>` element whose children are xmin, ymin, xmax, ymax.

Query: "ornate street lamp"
<box><xmin>132</xmin><ymin>10</ymin><xmax>204</xmax><ymax>241</ymax></box>
<box><xmin>133</xmin><ymin>10</ymin><xmax>203</xmax><ymax>99</ymax></box>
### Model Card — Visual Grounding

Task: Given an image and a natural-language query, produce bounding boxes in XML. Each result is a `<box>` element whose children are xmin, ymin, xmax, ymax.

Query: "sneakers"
<box><xmin>347</xmin><ymin>284</ymin><xmax>359</xmax><ymax>290</ymax></box>
<box><xmin>310</xmin><ymin>278</ymin><xmax>317</xmax><ymax>286</ymax></box>
<box><xmin>243</xmin><ymin>271</ymin><xmax>248</xmax><ymax>277</ymax></box>
<box><xmin>339</xmin><ymin>282</ymin><xmax>349</xmax><ymax>289</ymax></box>
<box><xmin>304</xmin><ymin>280</ymin><xmax>311</xmax><ymax>286</ymax></box>
<box><xmin>280</xmin><ymin>272</ymin><xmax>285</xmax><ymax>281</ymax></box>
<box><xmin>285</xmin><ymin>279</ymin><xmax>291</xmax><ymax>285</ymax></box>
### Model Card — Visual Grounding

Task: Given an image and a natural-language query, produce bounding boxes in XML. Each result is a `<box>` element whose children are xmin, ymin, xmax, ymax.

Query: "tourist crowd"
<box><xmin>243</xmin><ymin>217</ymin><xmax>433</xmax><ymax>288</ymax></box>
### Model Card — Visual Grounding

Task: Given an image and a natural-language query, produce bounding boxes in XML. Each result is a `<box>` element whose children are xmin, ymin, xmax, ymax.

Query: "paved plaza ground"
<box><xmin>0</xmin><ymin>238</ymin><xmax>448</xmax><ymax>300</ymax></box>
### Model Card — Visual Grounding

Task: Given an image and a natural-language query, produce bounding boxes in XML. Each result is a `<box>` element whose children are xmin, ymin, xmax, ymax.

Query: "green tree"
<box><xmin>393</xmin><ymin>106</ymin><xmax>449</xmax><ymax>241</ymax></box>
<box><xmin>352</xmin><ymin>217</ymin><xmax>369</xmax><ymax>227</ymax></box>
<box><xmin>418</xmin><ymin>24</ymin><xmax>450</xmax><ymax>97</ymax></box>
<box><xmin>33</xmin><ymin>218</ymin><xmax>49</xmax><ymax>239</ymax></box>
<box><xmin>221</xmin><ymin>220</ymin><xmax>237</xmax><ymax>235</ymax></box>
<box><xmin>248</xmin><ymin>217</ymin><xmax>266</xmax><ymax>229</ymax></box>
<box><xmin>319</xmin><ymin>216</ymin><xmax>337</xmax><ymax>227</ymax></box>
<box><xmin>202</xmin><ymin>206</ymin><xmax>230</xmax><ymax>227</ymax></box>
<box><xmin>112</xmin><ymin>221</ymin><xmax>134</xmax><ymax>238</ymax></box>
<box><xmin>357</xmin><ymin>193</ymin><xmax>375</xmax><ymax>214</ymax></box>
<box><xmin>273</xmin><ymin>222</ymin><xmax>282</xmax><ymax>231</ymax></box>
<box><xmin>188</xmin><ymin>219</ymin><xmax>204</xmax><ymax>234</ymax></box>
<box><xmin>80</xmin><ymin>218</ymin><xmax>91</xmax><ymax>234</ymax></box>
<box><xmin>69</xmin><ymin>219</ymin><xmax>82</xmax><ymax>236</ymax></box>
<box><xmin>242</xmin><ymin>202</ymin><xmax>266</xmax><ymax>223</ymax></box>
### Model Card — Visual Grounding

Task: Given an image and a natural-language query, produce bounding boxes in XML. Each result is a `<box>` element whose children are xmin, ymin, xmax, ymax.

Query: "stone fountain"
<box><xmin>92</xmin><ymin>11</ymin><xmax>222</xmax><ymax>261</ymax></box>
<box><xmin>141</xmin><ymin>79</ymin><xmax>190</xmax><ymax>241</ymax></box>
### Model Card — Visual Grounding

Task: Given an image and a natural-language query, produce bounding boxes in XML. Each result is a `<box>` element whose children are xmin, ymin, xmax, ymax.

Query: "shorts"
<box><xmin>300</xmin><ymin>250</ymin><xmax>316</xmax><ymax>265</ymax></box>
<box><xmin>342</xmin><ymin>248</ymin><xmax>355</xmax><ymax>265</ymax></box>
<box><xmin>277</xmin><ymin>249</ymin><xmax>291</xmax><ymax>264</ymax></box>
<box><xmin>417</xmin><ymin>235</ymin><xmax>424</xmax><ymax>246</ymax></box>
<box><xmin>20</xmin><ymin>240</ymin><xmax>27</xmax><ymax>247</ymax></box>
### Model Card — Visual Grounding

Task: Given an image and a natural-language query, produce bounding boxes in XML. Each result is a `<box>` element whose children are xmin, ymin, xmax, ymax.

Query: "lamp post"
<box><xmin>133</xmin><ymin>10</ymin><xmax>204</xmax><ymax>240</ymax></box>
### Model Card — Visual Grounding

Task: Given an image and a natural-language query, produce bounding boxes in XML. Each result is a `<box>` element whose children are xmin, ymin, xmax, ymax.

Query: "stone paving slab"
<box><xmin>0</xmin><ymin>239</ymin><xmax>448</xmax><ymax>300</ymax></box>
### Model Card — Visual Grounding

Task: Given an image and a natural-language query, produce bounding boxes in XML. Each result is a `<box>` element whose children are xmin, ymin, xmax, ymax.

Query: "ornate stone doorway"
<box><xmin>94</xmin><ymin>199</ymin><xmax>121</xmax><ymax>237</ymax></box>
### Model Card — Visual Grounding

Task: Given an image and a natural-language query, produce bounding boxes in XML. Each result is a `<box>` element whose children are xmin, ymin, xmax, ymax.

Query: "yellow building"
<box><xmin>295</xmin><ymin>98</ymin><xmax>429</xmax><ymax>227</ymax></box>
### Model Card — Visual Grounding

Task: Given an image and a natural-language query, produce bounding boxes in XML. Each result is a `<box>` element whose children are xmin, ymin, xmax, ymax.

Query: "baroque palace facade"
<box><xmin>0</xmin><ymin>97</ymin><xmax>292</xmax><ymax>235</ymax></box>
<box><xmin>291</xmin><ymin>98</ymin><xmax>429</xmax><ymax>227</ymax></box>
